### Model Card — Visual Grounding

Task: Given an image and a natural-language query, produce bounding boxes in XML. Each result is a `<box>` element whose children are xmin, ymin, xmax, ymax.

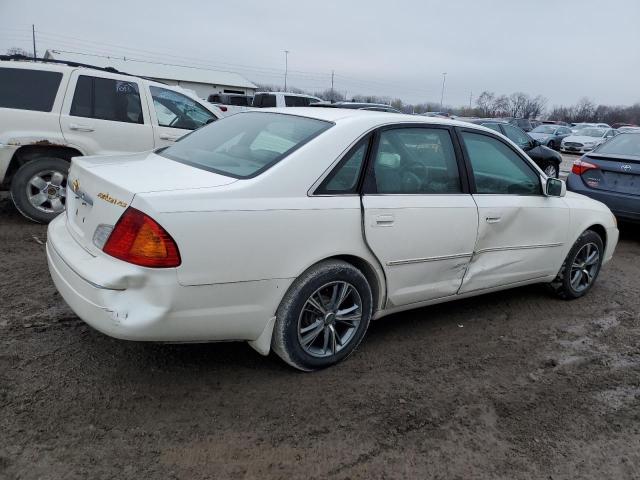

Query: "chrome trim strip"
<box><xmin>387</xmin><ymin>252</ymin><xmax>473</xmax><ymax>266</ymax></box>
<box><xmin>475</xmin><ymin>242</ymin><xmax>563</xmax><ymax>254</ymax></box>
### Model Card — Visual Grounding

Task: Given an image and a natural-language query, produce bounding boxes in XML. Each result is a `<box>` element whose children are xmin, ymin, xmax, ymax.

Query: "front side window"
<box><xmin>0</xmin><ymin>67</ymin><xmax>62</xmax><ymax>112</ymax></box>
<box><xmin>502</xmin><ymin>124</ymin><xmax>532</xmax><ymax>150</ymax></box>
<box><xmin>461</xmin><ymin>131</ymin><xmax>541</xmax><ymax>195</ymax></box>
<box><xmin>150</xmin><ymin>86</ymin><xmax>214</xmax><ymax>130</ymax></box>
<box><xmin>370</xmin><ymin>128</ymin><xmax>462</xmax><ymax>194</ymax></box>
<box><xmin>159</xmin><ymin>112</ymin><xmax>332</xmax><ymax>178</ymax></box>
<box><xmin>71</xmin><ymin>75</ymin><xmax>143</xmax><ymax>124</ymax></box>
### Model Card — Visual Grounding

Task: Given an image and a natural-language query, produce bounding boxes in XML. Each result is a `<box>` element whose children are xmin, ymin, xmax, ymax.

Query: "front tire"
<box><xmin>548</xmin><ymin>140</ymin><xmax>556</xmax><ymax>150</ymax></box>
<box><xmin>10</xmin><ymin>157</ymin><xmax>69</xmax><ymax>223</ymax></box>
<box><xmin>272</xmin><ymin>260</ymin><xmax>373</xmax><ymax>371</ymax></box>
<box><xmin>550</xmin><ymin>230</ymin><xmax>604</xmax><ymax>299</ymax></box>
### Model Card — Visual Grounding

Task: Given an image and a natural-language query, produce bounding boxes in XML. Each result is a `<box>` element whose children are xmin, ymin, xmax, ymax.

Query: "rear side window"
<box><xmin>371</xmin><ymin>128</ymin><xmax>462</xmax><ymax>194</ymax></box>
<box><xmin>253</xmin><ymin>94</ymin><xmax>276</xmax><ymax>108</ymax></box>
<box><xmin>0</xmin><ymin>67</ymin><xmax>62</xmax><ymax>112</ymax></box>
<box><xmin>70</xmin><ymin>75</ymin><xmax>143</xmax><ymax>124</ymax></box>
<box><xmin>480</xmin><ymin>123</ymin><xmax>502</xmax><ymax>133</ymax></box>
<box><xmin>229</xmin><ymin>96</ymin><xmax>250</xmax><ymax>106</ymax></box>
<box><xmin>160</xmin><ymin>112</ymin><xmax>332</xmax><ymax>178</ymax></box>
<box><xmin>317</xmin><ymin>137</ymin><xmax>370</xmax><ymax>194</ymax></box>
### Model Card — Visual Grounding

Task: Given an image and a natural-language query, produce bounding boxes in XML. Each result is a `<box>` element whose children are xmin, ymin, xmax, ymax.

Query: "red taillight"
<box><xmin>218</xmin><ymin>105</ymin><xmax>228</xmax><ymax>112</ymax></box>
<box><xmin>103</xmin><ymin>208</ymin><xmax>181</xmax><ymax>268</ymax></box>
<box><xmin>572</xmin><ymin>159</ymin><xmax>598</xmax><ymax>175</ymax></box>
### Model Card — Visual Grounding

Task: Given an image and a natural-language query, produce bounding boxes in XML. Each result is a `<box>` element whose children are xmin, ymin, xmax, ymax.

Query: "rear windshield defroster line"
<box><xmin>160</xmin><ymin>112</ymin><xmax>333</xmax><ymax>179</ymax></box>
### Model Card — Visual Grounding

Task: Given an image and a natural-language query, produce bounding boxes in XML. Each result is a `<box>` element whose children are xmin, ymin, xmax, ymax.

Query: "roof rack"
<box><xmin>0</xmin><ymin>54</ymin><xmax>166</xmax><ymax>84</ymax></box>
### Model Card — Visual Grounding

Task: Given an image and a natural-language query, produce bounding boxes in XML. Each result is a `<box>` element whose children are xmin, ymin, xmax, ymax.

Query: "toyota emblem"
<box><xmin>621</xmin><ymin>164</ymin><xmax>632</xmax><ymax>172</ymax></box>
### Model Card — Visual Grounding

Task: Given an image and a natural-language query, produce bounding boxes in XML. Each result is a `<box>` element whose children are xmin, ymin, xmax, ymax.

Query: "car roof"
<box><xmin>250</xmin><ymin>107</ymin><xmax>482</xmax><ymax>130</ymax></box>
<box><xmin>254</xmin><ymin>91</ymin><xmax>321</xmax><ymax>99</ymax></box>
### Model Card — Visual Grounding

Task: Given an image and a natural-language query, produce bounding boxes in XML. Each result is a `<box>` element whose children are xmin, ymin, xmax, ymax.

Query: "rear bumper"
<box><xmin>567</xmin><ymin>174</ymin><xmax>640</xmax><ymax>222</ymax></box>
<box><xmin>46</xmin><ymin>214</ymin><xmax>290</xmax><ymax>343</ymax></box>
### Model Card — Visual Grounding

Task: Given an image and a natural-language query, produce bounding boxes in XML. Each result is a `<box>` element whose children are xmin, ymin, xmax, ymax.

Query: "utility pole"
<box><xmin>284</xmin><ymin>50</ymin><xmax>289</xmax><ymax>91</ymax></box>
<box><xmin>440</xmin><ymin>72</ymin><xmax>447</xmax><ymax>110</ymax></box>
<box><xmin>469</xmin><ymin>90</ymin><xmax>473</xmax><ymax>109</ymax></box>
<box><xmin>32</xmin><ymin>24</ymin><xmax>37</xmax><ymax>59</ymax></box>
<box><xmin>331</xmin><ymin>70</ymin><xmax>335</xmax><ymax>102</ymax></box>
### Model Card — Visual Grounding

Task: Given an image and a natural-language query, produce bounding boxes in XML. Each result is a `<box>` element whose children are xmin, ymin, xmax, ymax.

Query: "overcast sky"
<box><xmin>1</xmin><ymin>0</ymin><xmax>638</xmax><ymax>108</ymax></box>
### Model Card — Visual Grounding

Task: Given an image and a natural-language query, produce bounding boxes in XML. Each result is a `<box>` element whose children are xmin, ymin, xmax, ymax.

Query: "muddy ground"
<box><xmin>1</xmin><ymin>190</ymin><xmax>639</xmax><ymax>480</ymax></box>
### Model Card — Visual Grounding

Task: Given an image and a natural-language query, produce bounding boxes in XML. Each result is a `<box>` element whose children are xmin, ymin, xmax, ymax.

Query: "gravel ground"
<box><xmin>1</xmin><ymin>191</ymin><xmax>639</xmax><ymax>480</ymax></box>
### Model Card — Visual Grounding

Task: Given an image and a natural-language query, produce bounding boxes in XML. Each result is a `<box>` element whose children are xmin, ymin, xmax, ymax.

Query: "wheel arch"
<box><xmin>4</xmin><ymin>145</ymin><xmax>83</xmax><ymax>187</ymax></box>
<box><xmin>585</xmin><ymin>223</ymin><xmax>607</xmax><ymax>251</ymax></box>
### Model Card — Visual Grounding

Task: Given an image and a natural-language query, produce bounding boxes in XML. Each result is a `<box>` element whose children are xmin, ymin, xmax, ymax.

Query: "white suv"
<box><xmin>0</xmin><ymin>58</ymin><xmax>221</xmax><ymax>222</ymax></box>
<box><xmin>252</xmin><ymin>91</ymin><xmax>322</xmax><ymax>108</ymax></box>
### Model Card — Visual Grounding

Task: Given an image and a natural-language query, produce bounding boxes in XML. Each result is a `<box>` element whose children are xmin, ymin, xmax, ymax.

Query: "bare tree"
<box><xmin>476</xmin><ymin>91</ymin><xmax>495</xmax><ymax>117</ymax></box>
<box><xmin>574</xmin><ymin>97</ymin><xmax>596</xmax><ymax>122</ymax></box>
<box><xmin>6</xmin><ymin>46</ymin><xmax>30</xmax><ymax>56</ymax></box>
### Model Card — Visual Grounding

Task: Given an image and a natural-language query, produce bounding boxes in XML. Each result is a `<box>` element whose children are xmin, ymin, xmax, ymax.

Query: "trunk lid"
<box><xmin>65</xmin><ymin>151</ymin><xmax>236</xmax><ymax>254</ymax></box>
<box><xmin>579</xmin><ymin>153</ymin><xmax>640</xmax><ymax>196</ymax></box>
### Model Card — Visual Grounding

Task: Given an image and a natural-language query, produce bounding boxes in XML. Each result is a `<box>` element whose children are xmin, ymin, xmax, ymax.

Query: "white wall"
<box><xmin>154</xmin><ymin>79</ymin><xmax>255</xmax><ymax>100</ymax></box>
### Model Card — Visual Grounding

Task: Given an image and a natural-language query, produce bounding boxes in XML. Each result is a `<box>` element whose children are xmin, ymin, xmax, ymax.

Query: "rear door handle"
<box><xmin>486</xmin><ymin>216</ymin><xmax>502</xmax><ymax>224</ymax></box>
<box><xmin>375</xmin><ymin>215</ymin><xmax>395</xmax><ymax>227</ymax></box>
<box><xmin>159</xmin><ymin>134</ymin><xmax>181</xmax><ymax>141</ymax></box>
<box><xmin>69</xmin><ymin>123</ymin><xmax>94</xmax><ymax>132</ymax></box>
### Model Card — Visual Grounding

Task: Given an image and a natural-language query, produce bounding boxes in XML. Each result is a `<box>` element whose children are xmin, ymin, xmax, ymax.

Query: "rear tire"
<box><xmin>10</xmin><ymin>157</ymin><xmax>69</xmax><ymax>223</ymax></box>
<box><xmin>550</xmin><ymin>230</ymin><xmax>604</xmax><ymax>300</ymax></box>
<box><xmin>272</xmin><ymin>260</ymin><xmax>373</xmax><ymax>371</ymax></box>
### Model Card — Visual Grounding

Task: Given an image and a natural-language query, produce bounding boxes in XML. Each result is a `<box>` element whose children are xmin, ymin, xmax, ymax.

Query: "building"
<box><xmin>44</xmin><ymin>50</ymin><xmax>257</xmax><ymax>99</ymax></box>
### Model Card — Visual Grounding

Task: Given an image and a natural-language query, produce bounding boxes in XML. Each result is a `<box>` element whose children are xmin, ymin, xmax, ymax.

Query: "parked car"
<box><xmin>561</xmin><ymin>128</ymin><xmax>617</xmax><ymax>154</ymax></box>
<box><xmin>0</xmin><ymin>56</ymin><xmax>220</xmax><ymax>223</ymax></box>
<box><xmin>252</xmin><ymin>91</ymin><xmax>322</xmax><ymax>108</ymax></box>
<box><xmin>508</xmin><ymin>118</ymin><xmax>533</xmax><ymax>132</ymax></box>
<box><xmin>570</xmin><ymin>122</ymin><xmax>610</xmax><ymax>133</ymax></box>
<box><xmin>543</xmin><ymin>120</ymin><xmax>570</xmax><ymax>126</ymax></box>
<box><xmin>529</xmin><ymin>124</ymin><xmax>573</xmax><ymax>150</ymax></box>
<box><xmin>466</xmin><ymin>119</ymin><xmax>562</xmax><ymax>177</ymax></box>
<box><xmin>207</xmin><ymin>93</ymin><xmax>253</xmax><ymax>116</ymax></box>
<box><xmin>567</xmin><ymin>133</ymin><xmax>640</xmax><ymax>222</ymax></box>
<box><xmin>530</xmin><ymin>120</ymin><xmax>542</xmax><ymax>129</ymax></box>
<box><xmin>616</xmin><ymin>126</ymin><xmax>640</xmax><ymax>133</ymax></box>
<box><xmin>47</xmin><ymin>109</ymin><xmax>618</xmax><ymax>371</ymax></box>
<box><xmin>325</xmin><ymin>102</ymin><xmax>402</xmax><ymax>113</ymax></box>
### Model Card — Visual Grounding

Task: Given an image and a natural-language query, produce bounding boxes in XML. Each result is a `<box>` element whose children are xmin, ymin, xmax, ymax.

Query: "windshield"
<box><xmin>579</xmin><ymin>128</ymin><xmax>606</xmax><ymax>138</ymax></box>
<box><xmin>159</xmin><ymin>112</ymin><xmax>332</xmax><ymax>178</ymax></box>
<box><xmin>532</xmin><ymin>125</ymin><xmax>557</xmax><ymax>134</ymax></box>
<box><xmin>595</xmin><ymin>133</ymin><xmax>640</xmax><ymax>156</ymax></box>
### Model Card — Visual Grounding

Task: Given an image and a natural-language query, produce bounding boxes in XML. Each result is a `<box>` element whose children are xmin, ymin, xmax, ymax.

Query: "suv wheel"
<box><xmin>10</xmin><ymin>157</ymin><xmax>69</xmax><ymax>223</ymax></box>
<box><xmin>271</xmin><ymin>260</ymin><xmax>373</xmax><ymax>371</ymax></box>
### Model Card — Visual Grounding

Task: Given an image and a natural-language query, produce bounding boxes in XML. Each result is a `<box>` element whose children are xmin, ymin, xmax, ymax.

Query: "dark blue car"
<box><xmin>567</xmin><ymin>133</ymin><xmax>640</xmax><ymax>222</ymax></box>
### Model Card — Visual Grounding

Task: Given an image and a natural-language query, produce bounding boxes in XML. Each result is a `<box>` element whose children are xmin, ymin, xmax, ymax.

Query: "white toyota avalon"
<box><xmin>47</xmin><ymin>108</ymin><xmax>619</xmax><ymax>371</ymax></box>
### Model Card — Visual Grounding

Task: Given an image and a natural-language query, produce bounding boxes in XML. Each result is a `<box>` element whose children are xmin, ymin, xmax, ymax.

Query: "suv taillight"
<box><xmin>103</xmin><ymin>208</ymin><xmax>181</xmax><ymax>268</ymax></box>
<box><xmin>572</xmin><ymin>159</ymin><xmax>598</xmax><ymax>175</ymax></box>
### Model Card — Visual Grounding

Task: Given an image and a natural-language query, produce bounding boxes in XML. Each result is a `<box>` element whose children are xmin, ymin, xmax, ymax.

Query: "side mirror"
<box><xmin>545</xmin><ymin>177</ymin><xmax>566</xmax><ymax>197</ymax></box>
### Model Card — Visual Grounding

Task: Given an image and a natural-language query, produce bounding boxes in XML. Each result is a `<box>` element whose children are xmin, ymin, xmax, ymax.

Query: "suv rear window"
<box><xmin>0</xmin><ymin>67</ymin><xmax>62</xmax><ymax>112</ymax></box>
<box><xmin>285</xmin><ymin>96</ymin><xmax>313</xmax><ymax>107</ymax></box>
<box><xmin>253</xmin><ymin>94</ymin><xmax>276</xmax><ymax>108</ymax></box>
<box><xmin>160</xmin><ymin>112</ymin><xmax>332</xmax><ymax>178</ymax></box>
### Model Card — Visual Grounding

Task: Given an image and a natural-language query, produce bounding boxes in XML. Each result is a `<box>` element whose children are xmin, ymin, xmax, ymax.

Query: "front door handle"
<box><xmin>69</xmin><ymin>123</ymin><xmax>94</xmax><ymax>132</ymax></box>
<box><xmin>375</xmin><ymin>215</ymin><xmax>395</xmax><ymax>227</ymax></box>
<box><xmin>159</xmin><ymin>134</ymin><xmax>181</xmax><ymax>141</ymax></box>
<box><xmin>486</xmin><ymin>216</ymin><xmax>502</xmax><ymax>224</ymax></box>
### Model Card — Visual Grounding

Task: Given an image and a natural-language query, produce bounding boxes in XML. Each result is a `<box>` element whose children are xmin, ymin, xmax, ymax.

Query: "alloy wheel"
<box><xmin>25</xmin><ymin>170</ymin><xmax>67</xmax><ymax>214</ymax></box>
<box><xmin>569</xmin><ymin>242</ymin><xmax>600</xmax><ymax>293</ymax></box>
<box><xmin>297</xmin><ymin>281</ymin><xmax>362</xmax><ymax>358</ymax></box>
<box><xmin>544</xmin><ymin>164</ymin><xmax>558</xmax><ymax>178</ymax></box>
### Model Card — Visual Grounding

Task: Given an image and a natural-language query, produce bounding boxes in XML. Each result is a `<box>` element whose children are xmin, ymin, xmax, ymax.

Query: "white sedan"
<box><xmin>47</xmin><ymin>108</ymin><xmax>619</xmax><ymax>371</ymax></box>
<box><xmin>561</xmin><ymin>127</ymin><xmax>617</xmax><ymax>154</ymax></box>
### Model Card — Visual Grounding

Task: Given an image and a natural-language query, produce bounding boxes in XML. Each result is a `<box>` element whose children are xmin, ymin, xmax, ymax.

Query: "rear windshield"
<box><xmin>595</xmin><ymin>133</ymin><xmax>640</xmax><ymax>156</ymax></box>
<box><xmin>253</xmin><ymin>94</ymin><xmax>276</xmax><ymax>108</ymax></box>
<box><xmin>159</xmin><ymin>112</ymin><xmax>332</xmax><ymax>178</ymax></box>
<box><xmin>0</xmin><ymin>67</ymin><xmax>62</xmax><ymax>112</ymax></box>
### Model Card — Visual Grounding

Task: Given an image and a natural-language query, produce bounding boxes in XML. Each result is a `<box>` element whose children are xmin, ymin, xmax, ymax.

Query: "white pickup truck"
<box><xmin>0</xmin><ymin>57</ymin><xmax>221</xmax><ymax>222</ymax></box>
